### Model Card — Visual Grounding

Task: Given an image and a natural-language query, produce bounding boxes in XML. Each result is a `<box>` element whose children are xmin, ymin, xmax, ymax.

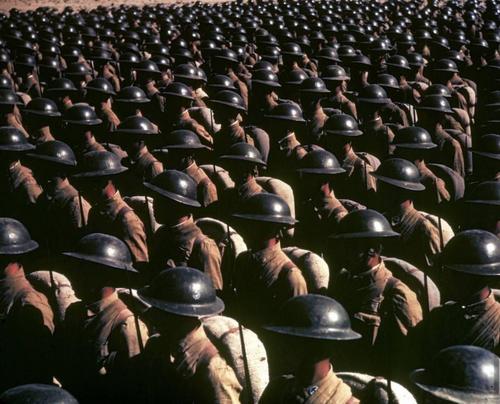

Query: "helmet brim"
<box><xmin>263</xmin><ymin>325</ymin><xmax>362</xmax><ymax>341</ymax></box>
<box><xmin>72</xmin><ymin>166</ymin><xmax>128</xmax><ymax>178</ymax></box>
<box><xmin>324</xmin><ymin>129</ymin><xmax>363</xmax><ymax>137</ymax></box>
<box><xmin>113</xmin><ymin>97</ymin><xmax>151</xmax><ymax>104</ymax></box>
<box><xmin>358</xmin><ymin>97</ymin><xmax>391</xmax><ymax>104</ymax></box>
<box><xmin>25</xmin><ymin>153</ymin><xmax>77</xmax><ymax>167</ymax></box>
<box><xmin>219</xmin><ymin>154</ymin><xmax>267</xmax><ymax>166</ymax></box>
<box><xmin>208</xmin><ymin>99</ymin><xmax>247</xmax><ymax>112</ymax></box>
<box><xmin>371</xmin><ymin>173</ymin><xmax>426</xmax><ymax>191</ymax></box>
<box><xmin>0</xmin><ymin>143</ymin><xmax>36</xmax><ymax>152</ymax></box>
<box><xmin>62</xmin><ymin>252</ymin><xmax>138</xmax><ymax>273</ymax></box>
<box><xmin>143</xmin><ymin>182</ymin><xmax>201</xmax><ymax>208</ymax></box>
<box><xmin>394</xmin><ymin>143</ymin><xmax>437</xmax><ymax>150</ymax></box>
<box><xmin>0</xmin><ymin>240</ymin><xmax>39</xmax><ymax>255</ymax></box>
<box><xmin>113</xmin><ymin>129</ymin><xmax>158</xmax><ymax>136</ymax></box>
<box><xmin>410</xmin><ymin>369</ymin><xmax>500</xmax><ymax>403</ymax></box>
<box><xmin>63</xmin><ymin>118</ymin><xmax>103</xmax><ymax>126</ymax></box>
<box><xmin>322</xmin><ymin>75</ymin><xmax>350</xmax><ymax>82</ymax></box>
<box><xmin>263</xmin><ymin>114</ymin><xmax>306</xmax><ymax>123</ymax></box>
<box><xmin>330</xmin><ymin>230</ymin><xmax>400</xmax><ymax>239</ymax></box>
<box><xmin>159</xmin><ymin>91</ymin><xmax>194</xmax><ymax>101</ymax></box>
<box><xmin>232</xmin><ymin>212</ymin><xmax>298</xmax><ymax>227</ymax></box>
<box><xmin>23</xmin><ymin>109</ymin><xmax>61</xmax><ymax>118</ymax></box>
<box><xmin>85</xmin><ymin>87</ymin><xmax>116</xmax><ymax>96</ymax></box>
<box><xmin>416</xmin><ymin>106</ymin><xmax>453</xmax><ymax>114</ymax></box>
<box><xmin>252</xmin><ymin>80</ymin><xmax>282</xmax><ymax>88</ymax></box>
<box><xmin>296</xmin><ymin>167</ymin><xmax>346</xmax><ymax>175</ymax></box>
<box><xmin>442</xmin><ymin>262</ymin><xmax>500</xmax><ymax>277</ymax></box>
<box><xmin>471</xmin><ymin>151</ymin><xmax>500</xmax><ymax>160</ymax></box>
<box><xmin>138</xmin><ymin>290</ymin><xmax>225</xmax><ymax>318</ymax></box>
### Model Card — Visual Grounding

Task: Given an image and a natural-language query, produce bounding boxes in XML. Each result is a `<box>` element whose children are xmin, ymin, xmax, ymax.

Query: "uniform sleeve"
<box><xmin>390</xmin><ymin>283</ymin><xmax>423</xmax><ymax>335</ymax></box>
<box><xmin>122</xmin><ymin>211</ymin><xmax>149</xmax><ymax>263</ymax></box>
<box><xmin>419</xmin><ymin>219</ymin><xmax>443</xmax><ymax>263</ymax></box>
<box><xmin>346</xmin><ymin>99</ymin><xmax>358</xmax><ymax>120</ymax></box>
<box><xmin>148</xmin><ymin>161</ymin><xmax>164</xmax><ymax>180</ymax></box>
<box><xmin>283</xmin><ymin>266</ymin><xmax>308</xmax><ymax>297</ymax></box>
<box><xmin>196</xmin><ymin>237</ymin><xmax>223</xmax><ymax>291</ymax></box>
<box><xmin>119</xmin><ymin>315</ymin><xmax>149</xmax><ymax>358</ymax></box>
<box><xmin>183</xmin><ymin>116</ymin><xmax>214</xmax><ymax>146</ymax></box>
<box><xmin>444</xmin><ymin>138</ymin><xmax>465</xmax><ymax>177</ymax></box>
<box><xmin>200</xmin><ymin>179</ymin><xmax>218</xmax><ymax>207</ymax></box>
<box><xmin>68</xmin><ymin>195</ymin><xmax>91</xmax><ymax>229</ymax></box>
<box><xmin>206</xmin><ymin>355</ymin><xmax>243</xmax><ymax>404</ymax></box>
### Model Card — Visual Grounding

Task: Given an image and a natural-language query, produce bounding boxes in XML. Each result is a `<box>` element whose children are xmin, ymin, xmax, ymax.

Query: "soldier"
<box><xmin>61</xmin><ymin>103</ymin><xmax>106</xmax><ymax>159</ymax></box>
<box><xmin>279</xmin><ymin>43</ymin><xmax>308</xmax><ymax>78</ymax></box>
<box><xmin>248</xmin><ymin>70</ymin><xmax>280</xmax><ymax>126</ymax></box>
<box><xmin>357</xmin><ymin>84</ymin><xmax>396</xmax><ymax>161</ymax></box>
<box><xmin>281</xmin><ymin>70</ymin><xmax>308</xmax><ymax>104</ymax></box>
<box><xmin>57</xmin><ymin>233</ymin><xmax>148</xmax><ymax>402</ymax></box>
<box><xmin>137</xmin><ymin>267</ymin><xmax>242</xmax><ymax>402</ymax></box>
<box><xmin>261</xmin><ymin>294</ymin><xmax>361</xmax><ymax>403</ymax></box>
<box><xmin>0</xmin><ymin>88</ymin><xmax>28</xmax><ymax>137</ymax></box>
<box><xmin>211</xmin><ymin>49</ymin><xmax>249</xmax><ymax>109</ymax></box>
<box><xmin>416</xmin><ymin>95</ymin><xmax>465</xmax><ymax>177</ymax></box>
<box><xmin>347</xmin><ymin>54</ymin><xmax>371</xmax><ymax>95</ymax></box>
<box><xmin>0</xmin><ymin>126</ymin><xmax>42</xmax><ymax>225</ymax></box>
<box><xmin>13</xmin><ymin>54</ymin><xmax>41</xmax><ymax>99</ymax></box>
<box><xmin>174</xmin><ymin>63</ymin><xmax>209</xmax><ymax>108</ymax></box>
<box><xmin>329</xmin><ymin>209</ymin><xmax>423</xmax><ymax>374</ymax></box>
<box><xmin>43</xmin><ymin>78</ymin><xmax>80</xmax><ymax>112</ymax></box>
<box><xmin>133</xmin><ymin>60</ymin><xmax>165</xmax><ymax>123</ymax></box>
<box><xmin>209</xmin><ymin>90</ymin><xmax>253</xmax><ymax>155</ymax></box>
<box><xmin>370</xmin><ymin>158</ymin><xmax>443</xmax><ymax>271</ymax></box>
<box><xmin>85</xmin><ymin>78</ymin><xmax>120</xmax><ymax>134</ymax></box>
<box><xmin>232</xmin><ymin>193</ymin><xmax>308</xmax><ymax>326</ymax></box>
<box><xmin>461</xmin><ymin>182</ymin><xmax>500</xmax><ymax>237</ymax></box>
<box><xmin>408</xmin><ymin>230</ymin><xmax>500</xmax><ymax>361</ymax></box>
<box><xmin>392</xmin><ymin>126</ymin><xmax>451</xmax><ymax>211</ymax></box>
<box><xmin>471</xmin><ymin>134</ymin><xmax>500</xmax><ymax>182</ymax></box>
<box><xmin>145</xmin><ymin>170</ymin><xmax>223</xmax><ymax>289</ymax></box>
<box><xmin>0</xmin><ymin>383</ymin><xmax>78</xmax><ymax>404</ymax></box>
<box><xmin>294</xmin><ymin>149</ymin><xmax>348</xmax><ymax>255</ymax></box>
<box><xmin>115</xmin><ymin>116</ymin><xmax>163</xmax><ymax>196</ymax></box>
<box><xmin>28</xmin><ymin>140</ymin><xmax>91</xmax><ymax>253</ymax></box>
<box><xmin>159</xmin><ymin>82</ymin><xmax>213</xmax><ymax>146</ymax></box>
<box><xmin>73</xmin><ymin>151</ymin><xmax>149</xmax><ymax>266</ymax></box>
<box><xmin>320</xmin><ymin>65</ymin><xmax>357</xmax><ymax>119</ymax></box>
<box><xmin>322</xmin><ymin>114</ymin><xmax>377</xmax><ymax>204</ymax></box>
<box><xmin>112</xmin><ymin>86</ymin><xmax>152</xmax><ymax>121</ymax></box>
<box><xmin>410</xmin><ymin>346</ymin><xmax>500</xmax><ymax>403</ymax></box>
<box><xmin>299</xmin><ymin>77</ymin><xmax>331</xmax><ymax>143</ymax></box>
<box><xmin>155</xmin><ymin>129</ymin><xmax>217</xmax><ymax>207</ymax></box>
<box><xmin>22</xmin><ymin>98</ymin><xmax>60</xmax><ymax>145</ymax></box>
<box><xmin>0</xmin><ymin>218</ymin><xmax>54</xmax><ymax>391</ymax></box>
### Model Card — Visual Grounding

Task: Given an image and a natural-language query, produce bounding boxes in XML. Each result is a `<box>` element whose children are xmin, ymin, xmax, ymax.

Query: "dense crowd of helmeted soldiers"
<box><xmin>0</xmin><ymin>0</ymin><xmax>498</xmax><ymax>403</ymax></box>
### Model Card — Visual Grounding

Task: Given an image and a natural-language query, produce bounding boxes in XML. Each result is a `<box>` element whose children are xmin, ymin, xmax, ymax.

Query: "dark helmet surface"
<box><xmin>160</xmin><ymin>82</ymin><xmax>194</xmax><ymax>100</ymax></box>
<box><xmin>63</xmin><ymin>103</ymin><xmax>102</xmax><ymax>126</ymax></box>
<box><xmin>63</xmin><ymin>233</ymin><xmax>137</xmax><ymax>272</ymax></box>
<box><xmin>393</xmin><ymin>127</ymin><xmax>437</xmax><ymax>150</ymax></box>
<box><xmin>386</xmin><ymin>55</ymin><xmax>411</xmax><ymax>71</ymax></box>
<box><xmin>439</xmin><ymin>230</ymin><xmax>500</xmax><ymax>276</ymax></box>
<box><xmin>464</xmin><ymin>181</ymin><xmax>500</xmax><ymax>207</ymax></box>
<box><xmin>232</xmin><ymin>193</ymin><xmax>297</xmax><ymax>227</ymax></box>
<box><xmin>0</xmin><ymin>89</ymin><xmax>18</xmax><ymax>105</ymax></box>
<box><xmin>316</xmin><ymin>47</ymin><xmax>341</xmax><ymax>63</ymax></box>
<box><xmin>85</xmin><ymin>78</ymin><xmax>116</xmax><ymax>96</ymax></box>
<box><xmin>72</xmin><ymin>151</ymin><xmax>128</xmax><ymax>178</ymax></box>
<box><xmin>26</xmin><ymin>140</ymin><xmax>77</xmax><ymax>167</ymax></box>
<box><xmin>0</xmin><ymin>126</ymin><xmax>35</xmax><ymax>152</ymax></box>
<box><xmin>416</xmin><ymin>95</ymin><xmax>453</xmax><ymax>113</ymax></box>
<box><xmin>138</xmin><ymin>267</ymin><xmax>224</xmax><ymax>317</ymax></box>
<box><xmin>374</xmin><ymin>74</ymin><xmax>400</xmax><ymax>90</ymax></box>
<box><xmin>209</xmin><ymin>90</ymin><xmax>246</xmax><ymax>111</ymax></box>
<box><xmin>174</xmin><ymin>64</ymin><xmax>201</xmax><ymax>82</ymax></box>
<box><xmin>0</xmin><ymin>384</ymin><xmax>78</xmax><ymax>404</ymax></box>
<box><xmin>23</xmin><ymin>98</ymin><xmax>61</xmax><ymax>118</ymax></box>
<box><xmin>472</xmin><ymin>134</ymin><xmax>500</xmax><ymax>160</ymax></box>
<box><xmin>44</xmin><ymin>78</ymin><xmax>79</xmax><ymax>96</ymax></box>
<box><xmin>158</xmin><ymin>129</ymin><xmax>210</xmax><ymax>150</ymax></box>
<box><xmin>114</xmin><ymin>86</ymin><xmax>150</xmax><ymax>104</ymax></box>
<box><xmin>134</xmin><ymin>60</ymin><xmax>161</xmax><ymax>77</ymax></box>
<box><xmin>144</xmin><ymin>170</ymin><xmax>201</xmax><ymax>208</ymax></box>
<box><xmin>263</xmin><ymin>294</ymin><xmax>361</xmax><ymax>341</ymax></box>
<box><xmin>324</xmin><ymin>114</ymin><xmax>363</xmax><ymax>137</ymax></box>
<box><xmin>252</xmin><ymin>70</ymin><xmax>281</xmax><ymax>88</ymax></box>
<box><xmin>207</xmin><ymin>75</ymin><xmax>236</xmax><ymax>91</ymax></box>
<box><xmin>296</xmin><ymin>149</ymin><xmax>345</xmax><ymax>175</ymax></box>
<box><xmin>281</xmin><ymin>42</ymin><xmax>304</xmax><ymax>57</ymax></box>
<box><xmin>219</xmin><ymin>142</ymin><xmax>266</xmax><ymax>166</ymax></box>
<box><xmin>371</xmin><ymin>158</ymin><xmax>425</xmax><ymax>191</ymax></box>
<box><xmin>264</xmin><ymin>102</ymin><xmax>305</xmax><ymax>123</ymax></box>
<box><xmin>282</xmin><ymin>70</ymin><xmax>309</xmax><ymax>86</ymax></box>
<box><xmin>411</xmin><ymin>345</ymin><xmax>500</xmax><ymax>402</ymax></box>
<box><xmin>300</xmin><ymin>77</ymin><xmax>330</xmax><ymax>94</ymax></box>
<box><xmin>0</xmin><ymin>217</ymin><xmax>39</xmax><ymax>255</ymax></box>
<box><xmin>432</xmin><ymin>58</ymin><xmax>459</xmax><ymax>73</ymax></box>
<box><xmin>331</xmin><ymin>209</ymin><xmax>400</xmax><ymax>239</ymax></box>
<box><xmin>64</xmin><ymin>62</ymin><xmax>92</xmax><ymax>77</ymax></box>
<box><xmin>425</xmin><ymin>84</ymin><xmax>452</xmax><ymax>98</ymax></box>
<box><xmin>357</xmin><ymin>84</ymin><xmax>391</xmax><ymax>104</ymax></box>
<box><xmin>321</xmin><ymin>65</ymin><xmax>350</xmax><ymax>82</ymax></box>
<box><xmin>114</xmin><ymin>116</ymin><xmax>158</xmax><ymax>136</ymax></box>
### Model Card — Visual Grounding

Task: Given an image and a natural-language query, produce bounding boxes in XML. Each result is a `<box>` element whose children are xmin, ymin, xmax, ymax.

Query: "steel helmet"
<box><xmin>232</xmin><ymin>193</ymin><xmax>297</xmax><ymax>227</ymax></box>
<box><xmin>0</xmin><ymin>217</ymin><xmax>39</xmax><ymax>255</ymax></box>
<box><xmin>143</xmin><ymin>169</ymin><xmax>201</xmax><ymax>208</ymax></box>
<box><xmin>331</xmin><ymin>209</ymin><xmax>400</xmax><ymax>239</ymax></box>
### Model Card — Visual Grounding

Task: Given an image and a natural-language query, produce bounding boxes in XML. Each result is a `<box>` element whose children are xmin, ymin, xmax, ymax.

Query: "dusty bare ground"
<box><xmin>0</xmin><ymin>0</ymin><xmax>226</xmax><ymax>13</ymax></box>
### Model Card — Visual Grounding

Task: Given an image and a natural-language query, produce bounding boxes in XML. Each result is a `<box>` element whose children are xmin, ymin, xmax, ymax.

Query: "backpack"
<box><xmin>282</xmin><ymin>246</ymin><xmax>329</xmax><ymax>293</ymax></box>
<box><xmin>427</xmin><ymin>163</ymin><xmax>465</xmax><ymax>202</ymax></box>
<box><xmin>418</xmin><ymin>211</ymin><xmax>455</xmax><ymax>247</ymax></box>
<box><xmin>202</xmin><ymin>315</ymin><xmax>269</xmax><ymax>403</ymax></box>
<box><xmin>199</xmin><ymin>164</ymin><xmax>235</xmax><ymax>193</ymax></box>
<box><xmin>122</xmin><ymin>195</ymin><xmax>160</xmax><ymax>241</ymax></box>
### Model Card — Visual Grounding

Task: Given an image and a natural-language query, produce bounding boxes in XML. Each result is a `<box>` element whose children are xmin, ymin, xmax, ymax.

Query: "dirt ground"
<box><xmin>0</xmin><ymin>0</ymin><xmax>222</xmax><ymax>13</ymax></box>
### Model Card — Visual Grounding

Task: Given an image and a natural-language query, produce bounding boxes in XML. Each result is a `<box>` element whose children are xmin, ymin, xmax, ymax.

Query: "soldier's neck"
<box><xmin>388</xmin><ymin>200</ymin><xmax>413</xmax><ymax>217</ymax></box>
<box><xmin>297</xmin><ymin>358</ymin><xmax>331</xmax><ymax>386</ymax></box>
<box><xmin>253</xmin><ymin>237</ymin><xmax>279</xmax><ymax>251</ymax></box>
<box><xmin>1</xmin><ymin>262</ymin><xmax>23</xmax><ymax>279</ymax></box>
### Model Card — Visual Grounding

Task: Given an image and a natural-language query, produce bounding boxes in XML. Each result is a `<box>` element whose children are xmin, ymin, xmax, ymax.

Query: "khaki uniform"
<box><xmin>214</xmin><ymin>120</ymin><xmax>254</xmax><ymax>156</ymax></box>
<box><xmin>1</xmin><ymin>112</ymin><xmax>29</xmax><ymax>138</ymax></box>
<box><xmin>150</xmin><ymin>217</ymin><xmax>223</xmax><ymax>290</ymax></box>
<box><xmin>361</xmin><ymin>118</ymin><xmax>395</xmax><ymax>160</ymax></box>
<box><xmin>228</xmin><ymin>70</ymin><xmax>249</xmax><ymax>109</ymax></box>
<box><xmin>140</xmin><ymin>326</ymin><xmax>242</xmax><ymax>403</ymax></box>
<box><xmin>386</xmin><ymin>205</ymin><xmax>442</xmax><ymax>271</ymax></box>
<box><xmin>58</xmin><ymin>292</ymin><xmax>148</xmax><ymax>402</ymax></box>
<box><xmin>96</xmin><ymin>103</ymin><xmax>121</xmax><ymax>134</ymax></box>
<box><xmin>431</xmin><ymin>123</ymin><xmax>465</xmax><ymax>177</ymax></box>
<box><xmin>29</xmin><ymin>126</ymin><xmax>56</xmax><ymax>145</ymax></box>
<box><xmin>35</xmin><ymin>178</ymin><xmax>91</xmax><ymax>252</ymax></box>
<box><xmin>341</xmin><ymin>149</ymin><xmax>377</xmax><ymax>203</ymax></box>
<box><xmin>0</xmin><ymin>269</ymin><xmax>55</xmax><ymax>390</ymax></box>
<box><xmin>322</xmin><ymin>93</ymin><xmax>358</xmax><ymax>119</ymax></box>
<box><xmin>87</xmin><ymin>191</ymin><xmax>149</xmax><ymax>264</ymax></box>
<box><xmin>248</xmin><ymin>92</ymin><xmax>279</xmax><ymax>126</ymax></box>
<box><xmin>218</xmin><ymin>177</ymin><xmax>264</xmax><ymax>217</ymax></box>
<box><xmin>408</xmin><ymin>291</ymin><xmax>500</xmax><ymax>365</ymax></box>
<box><xmin>269</xmin><ymin>132</ymin><xmax>307</xmax><ymax>180</ymax></box>
<box><xmin>415</xmin><ymin>160</ymin><xmax>451</xmax><ymax>210</ymax></box>
<box><xmin>74</xmin><ymin>136</ymin><xmax>107</xmax><ymax>159</ymax></box>
<box><xmin>234</xmin><ymin>243</ymin><xmax>308</xmax><ymax>326</ymax></box>
<box><xmin>184</xmin><ymin>162</ymin><xmax>218</xmax><ymax>207</ymax></box>
<box><xmin>306</xmin><ymin>106</ymin><xmax>329</xmax><ymax>141</ymax></box>
<box><xmin>261</xmin><ymin>369</ymin><xmax>359</xmax><ymax>404</ymax></box>
<box><xmin>121</xmin><ymin>146</ymin><xmax>163</xmax><ymax>195</ymax></box>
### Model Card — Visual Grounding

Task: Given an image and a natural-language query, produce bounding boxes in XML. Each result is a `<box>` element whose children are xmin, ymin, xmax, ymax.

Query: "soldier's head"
<box><xmin>251</xmin><ymin>70</ymin><xmax>281</xmax><ymax>97</ymax></box>
<box><xmin>295</xmin><ymin>149</ymin><xmax>345</xmax><ymax>199</ymax></box>
<box><xmin>330</xmin><ymin>209</ymin><xmax>399</xmax><ymax>273</ymax></box>
<box><xmin>264</xmin><ymin>102</ymin><xmax>306</xmax><ymax>141</ymax></box>
<box><xmin>173</xmin><ymin>64</ymin><xmax>206</xmax><ymax>91</ymax></box>
<box><xmin>114</xmin><ymin>116</ymin><xmax>158</xmax><ymax>156</ymax></box>
<box><xmin>62</xmin><ymin>103</ymin><xmax>102</xmax><ymax>146</ymax></box>
<box><xmin>0</xmin><ymin>126</ymin><xmax>35</xmax><ymax>167</ymax></box>
<box><xmin>299</xmin><ymin>78</ymin><xmax>330</xmax><ymax>112</ymax></box>
<box><xmin>220</xmin><ymin>143</ymin><xmax>266</xmax><ymax>185</ymax></box>
<box><xmin>417</xmin><ymin>95</ymin><xmax>453</xmax><ymax>126</ymax></box>
<box><xmin>411</xmin><ymin>346</ymin><xmax>500</xmax><ymax>404</ymax></box>
<box><xmin>144</xmin><ymin>170</ymin><xmax>201</xmax><ymax>224</ymax></box>
<box><xmin>322</xmin><ymin>114</ymin><xmax>363</xmax><ymax>157</ymax></box>
<box><xmin>44</xmin><ymin>78</ymin><xmax>80</xmax><ymax>110</ymax></box>
<box><xmin>139</xmin><ymin>266</ymin><xmax>224</xmax><ymax>339</ymax></box>
<box><xmin>371</xmin><ymin>158</ymin><xmax>425</xmax><ymax>211</ymax></box>
<box><xmin>393</xmin><ymin>127</ymin><xmax>437</xmax><ymax>163</ymax></box>
<box><xmin>472</xmin><ymin>134</ymin><xmax>500</xmax><ymax>180</ymax></box>
<box><xmin>160</xmin><ymin>82</ymin><xmax>194</xmax><ymax>112</ymax></box>
<box><xmin>0</xmin><ymin>383</ymin><xmax>78</xmax><ymax>404</ymax></box>
<box><xmin>155</xmin><ymin>130</ymin><xmax>210</xmax><ymax>170</ymax></box>
<box><xmin>84</xmin><ymin>78</ymin><xmax>116</xmax><ymax>106</ymax></box>
<box><xmin>461</xmin><ymin>182</ymin><xmax>500</xmax><ymax>237</ymax></box>
<box><xmin>437</xmin><ymin>230</ymin><xmax>500</xmax><ymax>302</ymax></box>
<box><xmin>209</xmin><ymin>90</ymin><xmax>246</xmax><ymax>125</ymax></box>
<box><xmin>232</xmin><ymin>193</ymin><xmax>296</xmax><ymax>248</ymax></box>
<box><xmin>0</xmin><ymin>218</ymin><xmax>39</xmax><ymax>277</ymax></box>
<box><xmin>263</xmin><ymin>294</ymin><xmax>360</xmax><ymax>368</ymax></box>
<box><xmin>357</xmin><ymin>85</ymin><xmax>391</xmax><ymax>120</ymax></box>
<box><xmin>134</xmin><ymin>60</ymin><xmax>162</xmax><ymax>86</ymax></box>
<box><xmin>0</xmin><ymin>89</ymin><xmax>19</xmax><ymax>117</ymax></box>
<box><xmin>26</xmin><ymin>141</ymin><xmax>77</xmax><ymax>189</ymax></box>
<box><xmin>113</xmin><ymin>86</ymin><xmax>151</xmax><ymax>120</ymax></box>
<box><xmin>430</xmin><ymin>59</ymin><xmax>459</xmax><ymax>85</ymax></box>
<box><xmin>321</xmin><ymin>65</ymin><xmax>350</xmax><ymax>93</ymax></box>
<box><xmin>63</xmin><ymin>233</ymin><xmax>138</xmax><ymax>302</ymax></box>
<box><xmin>72</xmin><ymin>151</ymin><xmax>127</xmax><ymax>205</ymax></box>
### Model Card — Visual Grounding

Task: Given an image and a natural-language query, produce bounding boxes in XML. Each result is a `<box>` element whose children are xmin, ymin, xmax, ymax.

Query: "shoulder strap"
<box><xmin>116</xmin><ymin>205</ymin><xmax>134</xmax><ymax>221</ymax></box>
